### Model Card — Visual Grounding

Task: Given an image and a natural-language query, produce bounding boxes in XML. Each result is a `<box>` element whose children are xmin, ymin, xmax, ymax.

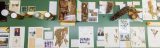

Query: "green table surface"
<box><xmin>1</xmin><ymin>0</ymin><xmax>160</xmax><ymax>48</ymax></box>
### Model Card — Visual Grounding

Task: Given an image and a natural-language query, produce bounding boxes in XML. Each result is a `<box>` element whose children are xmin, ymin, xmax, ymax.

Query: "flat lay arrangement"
<box><xmin>1</xmin><ymin>0</ymin><xmax>160</xmax><ymax>48</ymax></box>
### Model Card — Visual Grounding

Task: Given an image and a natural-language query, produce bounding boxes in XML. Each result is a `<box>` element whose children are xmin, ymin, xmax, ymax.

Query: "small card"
<box><xmin>44</xmin><ymin>32</ymin><xmax>53</xmax><ymax>40</ymax></box>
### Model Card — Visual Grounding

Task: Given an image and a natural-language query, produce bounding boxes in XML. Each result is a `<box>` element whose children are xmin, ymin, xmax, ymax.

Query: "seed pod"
<box><xmin>110</xmin><ymin>6</ymin><xmax>130</xmax><ymax>21</ymax></box>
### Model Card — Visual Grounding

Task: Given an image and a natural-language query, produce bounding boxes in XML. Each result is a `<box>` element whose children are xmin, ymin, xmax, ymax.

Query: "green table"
<box><xmin>1</xmin><ymin>0</ymin><xmax>160</xmax><ymax>48</ymax></box>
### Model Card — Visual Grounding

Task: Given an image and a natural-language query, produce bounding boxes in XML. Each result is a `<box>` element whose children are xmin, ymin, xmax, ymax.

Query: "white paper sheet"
<box><xmin>99</xmin><ymin>1</ymin><xmax>107</xmax><ymax>14</ymax></box>
<box><xmin>147</xmin><ymin>27</ymin><xmax>160</xmax><ymax>47</ymax></box>
<box><xmin>142</xmin><ymin>0</ymin><xmax>158</xmax><ymax>20</ymax></box>
<box><xmin>130</xmin><ymin>27</ymin><xmax>146</xmax><ymax>47</ymax></box>
<box><xmin>9</xmin><ymin>0</ymin><xmax>21</xmax><ymax>14</ymax></box>
<box><xmin>104</xmin><ymin>27</ymin><xmax>120</xmax><ymax>47</ymax></box>
<box><xmin>78</xmin><ymin>26</ymin><xmax>94</xmax><ymax>47</ymax></box>
<box><xmin>118</xmin><ymin>19</ymin><xmax>131</xmax><ymax>48</ymax></box>
<box><xmin>49</xmin><ymin>1</ymin><xmax>57</xmax><ymax>15</ymax></box>
<box><xmin>28</xmin><ymin>27</ymin><xmax>44</xmax><ymax>48</ymax></box>
<box><xmin>9</xmin><ymin>27</ymin><xmax>25</xmax><ymax>48</ymax></box>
